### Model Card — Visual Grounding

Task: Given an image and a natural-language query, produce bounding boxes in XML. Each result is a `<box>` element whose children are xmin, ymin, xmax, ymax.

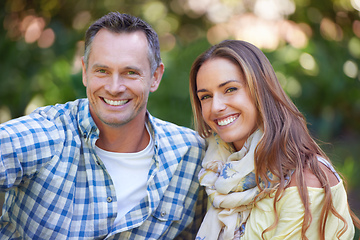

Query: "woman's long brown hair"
<box><xmin>189</xmin><ymin>40</ymin><xmax>360</xmax><ymax>239</ymax></box>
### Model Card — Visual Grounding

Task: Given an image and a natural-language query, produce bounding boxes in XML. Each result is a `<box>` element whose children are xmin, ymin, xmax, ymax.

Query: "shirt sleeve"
<box><xmin>267</xmin><ymin>190</ymin><xmax>306</xmax><ymax>240</ymax></box>
<box><xmin>0</xmin><ymin>113</ymin><xmax>63</xmax><ymax>190</ymax></box>
<box><xmin>0</xmin><ymin>127</ymin><xmax>23</xmax><ymax>190</ymax></box>
<box><xmin>242</xmin><ymin>187</ymin><xmax>305</xmax><ymax>240</ymax></box>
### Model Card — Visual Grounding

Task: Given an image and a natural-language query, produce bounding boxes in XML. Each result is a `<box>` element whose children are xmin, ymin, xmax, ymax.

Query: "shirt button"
<box><xmin>107</xmin><ymin>197</ymin><xmax>113</xmax><ymax>203</ymax></box>
<box><xmin>160</xmin><ymin>211</ymin><xmax>166</xmax><ymax>217</ymax></box>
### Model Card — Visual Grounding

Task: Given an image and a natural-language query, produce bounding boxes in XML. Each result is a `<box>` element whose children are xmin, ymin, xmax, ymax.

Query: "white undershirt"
<box><xmin>95</xmin><ymin>126</ymin><xmax>154</xmax><ymax>224</ymax></box>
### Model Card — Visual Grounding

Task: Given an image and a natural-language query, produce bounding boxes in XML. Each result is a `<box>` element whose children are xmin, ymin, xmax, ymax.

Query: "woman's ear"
<box><xmin>150</xmin><ymin>63</ymin><xmax>165</xmax><ymax>92</ymax></box>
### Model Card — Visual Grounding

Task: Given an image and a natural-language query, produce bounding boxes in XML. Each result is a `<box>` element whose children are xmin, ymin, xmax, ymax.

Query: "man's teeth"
<box><xmin>217</xmin><ymin>116</ymin><xmax>237</xmax><ymax>126</ymax></box>
<box><xmin>104</xmin><ymin>98</ymin><xmax>128</xmax><ymax>106</ymax></box>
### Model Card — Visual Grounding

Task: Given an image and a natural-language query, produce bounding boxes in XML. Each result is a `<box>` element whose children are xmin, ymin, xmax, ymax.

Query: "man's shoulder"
<box><xmin>0</xmin><ymin>99</ymin><xmax>87</xmax><ymax>133</ymax></box>
<box><xmin>32</xmin><ymin>99</ymin><xmax>87</xmax><ymax>119</ymax></box>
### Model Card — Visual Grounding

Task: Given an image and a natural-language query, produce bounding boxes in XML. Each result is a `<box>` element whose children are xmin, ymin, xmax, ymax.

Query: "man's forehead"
<box><xmin>93</xmin><ymin>29</ymin><xmax>148</xmax><ymax>45</ymax></box>
<box><xmin>87</xmin><ymin>29</ymin><xmax>151</xmax><ymax>71</ymax></box>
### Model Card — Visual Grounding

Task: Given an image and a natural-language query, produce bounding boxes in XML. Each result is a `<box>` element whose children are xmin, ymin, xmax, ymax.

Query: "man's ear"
<box><xmin>81</xmin><ymin>56</ymin><xmax>87</xmax><ymax>87</ymax></box>
<box><xmin>150</xmin><ymin>63</ymin><xmax>164</xmax><ymax>92</ymax></box>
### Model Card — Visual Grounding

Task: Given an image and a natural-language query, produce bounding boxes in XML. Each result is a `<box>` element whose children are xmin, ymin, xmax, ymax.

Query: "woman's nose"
<box><xmin>211</xmin><ymin>95</ymin><xmax>226</xmax><ymax>112</ymax></box>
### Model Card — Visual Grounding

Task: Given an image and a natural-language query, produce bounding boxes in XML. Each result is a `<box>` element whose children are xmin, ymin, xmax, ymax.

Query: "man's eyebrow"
<box><xmin>124</xmin><ymin>66</ymin><xmax>142</xmax><ymax>72</ymax></box>
<box><xmin>91</xmin><ymin>63</ymin><xmax>109</xmax><ymax>69</ymax></box>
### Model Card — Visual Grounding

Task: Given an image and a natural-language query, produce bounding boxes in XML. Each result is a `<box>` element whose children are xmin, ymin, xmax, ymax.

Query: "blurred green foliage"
<box><xmin>0</xmin><ymin>0</ymin><xmax>359</xmax><ymax>236</ymax></box>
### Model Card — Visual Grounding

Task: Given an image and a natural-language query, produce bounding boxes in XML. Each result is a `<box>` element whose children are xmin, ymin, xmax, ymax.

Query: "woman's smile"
<box><xmin>216</xmin><ymin>114</ymin><xmax>239</xmax><ymax>126</ymax></box>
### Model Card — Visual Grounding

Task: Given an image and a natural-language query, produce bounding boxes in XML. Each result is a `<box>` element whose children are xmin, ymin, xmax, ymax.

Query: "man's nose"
<box><xmin>105</xmin><ymin>75</ymin><xmax>126</xmax><ymax>94</ymax></box>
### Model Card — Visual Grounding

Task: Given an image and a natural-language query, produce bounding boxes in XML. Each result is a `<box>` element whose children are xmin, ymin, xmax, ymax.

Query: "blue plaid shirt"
<box><xmin>0</xmin><ymin>99</ymin><xmax>206</xmax><ymax>239</ymax></box>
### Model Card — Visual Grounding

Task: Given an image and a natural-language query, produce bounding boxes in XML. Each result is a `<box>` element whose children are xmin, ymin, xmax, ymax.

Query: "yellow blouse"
<box><xmin>242</xmin><ymin>180</ymin><xmax>355</xmax><ymax>239</ymax></box>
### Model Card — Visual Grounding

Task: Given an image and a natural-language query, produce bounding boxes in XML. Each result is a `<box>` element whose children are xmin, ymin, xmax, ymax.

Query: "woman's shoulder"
<box><xmin>287</xmin><ymin>158</ymin><xmax>339</xmax><ymax>188</ymax></box>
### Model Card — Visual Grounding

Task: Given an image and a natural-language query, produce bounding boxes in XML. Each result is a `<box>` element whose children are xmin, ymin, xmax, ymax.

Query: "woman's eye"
<box><xmin>199</xmin><ymin>95</ymin><xmax>211</xmax><ymax>101</ymax></box>
<box><xmin>226</xmin><ymin>87</ymin><xmax>237</xmax><ymax>93</ymax></box>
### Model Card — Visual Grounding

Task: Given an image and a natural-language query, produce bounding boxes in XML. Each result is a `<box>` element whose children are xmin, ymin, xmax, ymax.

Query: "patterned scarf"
<box><xmin>196</xmin><ymin>129</ymin><xmax>274</xmax><ymax>240</ymax></box>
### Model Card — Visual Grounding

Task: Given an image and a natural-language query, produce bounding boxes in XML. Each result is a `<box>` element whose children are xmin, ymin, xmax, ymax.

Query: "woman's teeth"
<box><xmin>217</xmin><ymin>116</ymin><xmax>237</xmax><ymax>126</ymax></box>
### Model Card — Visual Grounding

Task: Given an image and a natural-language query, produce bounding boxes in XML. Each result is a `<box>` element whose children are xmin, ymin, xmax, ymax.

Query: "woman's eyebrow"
<box><xmin>219</xmin><ymin>80</ymin><xmax>238</xmax><ymax>88</ymax></box>
<box><xmin>196</xmin><ymin>88</ymin><xmax>208</xmax><ymax>93</ymax></box>
<box><xmin>196</xmin><ymin>80</ymin><xmax>239</xmax><ymax>94</ymax></box>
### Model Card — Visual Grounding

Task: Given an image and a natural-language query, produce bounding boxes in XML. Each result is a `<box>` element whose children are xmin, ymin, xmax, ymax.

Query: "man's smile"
<box><xmin>103</xmin><ymin>98</ymin><xmax>129</xmax><ymax>106</ymax></box>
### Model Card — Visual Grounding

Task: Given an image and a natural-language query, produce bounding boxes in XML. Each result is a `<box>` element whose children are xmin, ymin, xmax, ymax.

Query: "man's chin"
<box><xmin>102</xmin><ymin>119</ymin><xmax>129</xmax><ymax>128</ymax></box>
<box><xmin>93</xmin><ymin>114</ymin><xmax>130</xmax><ymax>128</ymax></box>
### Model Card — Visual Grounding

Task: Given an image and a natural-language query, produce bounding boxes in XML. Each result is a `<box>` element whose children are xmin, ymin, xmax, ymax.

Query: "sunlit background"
<box><xmin>0</xmin><ymin>0</ymin><xmax>359</xmax><ymax>237</ymax></box>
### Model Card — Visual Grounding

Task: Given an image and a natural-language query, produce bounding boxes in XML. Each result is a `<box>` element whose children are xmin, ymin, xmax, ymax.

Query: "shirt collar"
<box><xmin>77</xmin><ymin>99</ymin><xmax>99</xmax><ymax>139</ymax></box>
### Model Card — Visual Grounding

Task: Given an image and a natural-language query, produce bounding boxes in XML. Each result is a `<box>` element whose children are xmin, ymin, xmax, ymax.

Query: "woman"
<box><xmin>189</xmin><ymin>40</ymin><xmax>359</xmax><ymax>239</ymax></box>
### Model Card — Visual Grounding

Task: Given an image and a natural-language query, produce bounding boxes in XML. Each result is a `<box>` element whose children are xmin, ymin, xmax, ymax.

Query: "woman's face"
<box><xmin>196</xmin><ymin>57</ymin><xmax>258</xmax><ymax>150</ymax></box>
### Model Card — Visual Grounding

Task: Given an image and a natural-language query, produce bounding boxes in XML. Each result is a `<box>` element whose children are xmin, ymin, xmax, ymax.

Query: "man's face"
<box><xmin>82</xmin><ymin>29</ymin><xmax>162</xmax><ymax>129</ymax></box>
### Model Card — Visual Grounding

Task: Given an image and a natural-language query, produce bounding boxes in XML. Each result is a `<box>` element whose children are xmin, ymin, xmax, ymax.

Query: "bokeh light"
<box><xmin>254</xmin><ymin>0</ymin><xmax>295</xmax><ymax>20</ymax></box>
<box><xmin>73</xmin><ymin>11</ymin><xmax>92</xmax><ymax>31</ymax></box>
<box><xmin>343</xmin><ymin>60</ymin><xmax>359</xmax><ymax>78</ymax></box>
<box><xmin>159</xmin><ymin>33</ymin><xmax>176</xmax><ymax>52</ymax></box>
<box><xmin>351</xmin><ymin>0</ymin><xmax>360</xmax><ymax>11</ymax></box>
<box><xmin>25</xmin><ymin>95</ymin><xmax>45</xmax><ymax>115</ymax></box>
<box><xmin>143</xmin><ymin>1</ymin><xmax>167</xmax><ymax>23</ymax></box>
<box><xmin>348</xmin><ymin>37</ymin><xmax>360</xmax><ymax>58</ymax></box>
<box><xmin>353</xmin><ymin>20</ymin><xmax>360</xmax><ymax>38</ymax></box>
<box><xmin>38</xmin><ymin>28</ymin><xmax>55</xmax><ymax>48</ymax></box>
<box><xmin>286</xmin><ymin>77</ymin><xmax>302</xmax><ymax>98</ymax></box>
<box><xmin>0</xmin><ymin>106</ymin><xmax>11</xmax><ymax>123</ymax></box>
<box><xmin>299</xmin><ymin>53</ymin><xmax>319</xmax><ymax>76</ymax></box>
<box><xmin>24</xmin><ymin>16</ymin><xmax>45</xmax><ymax>43</ymax></box>
<box><xmin>320</xmin><ymin>18</ymin><xmax>343</xmax><ymax>41</ymax></box>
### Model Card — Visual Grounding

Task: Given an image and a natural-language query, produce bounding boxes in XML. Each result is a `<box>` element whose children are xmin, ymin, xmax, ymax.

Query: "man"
<box><xmin>0</xmin><ymin>12</ymin><xmax>206</xmax><ymax>239</ymax></box>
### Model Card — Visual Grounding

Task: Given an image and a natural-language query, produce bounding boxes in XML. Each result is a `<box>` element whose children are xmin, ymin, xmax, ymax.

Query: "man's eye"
<box><xmin>127</xmin><ymin>71</ymin><xmax>136</xmax><ymax>75</ymax></box>
<box><xmin>97</xmin><ymin>69</ymin><xmax>107</xmax><ymax>74</ymax></box>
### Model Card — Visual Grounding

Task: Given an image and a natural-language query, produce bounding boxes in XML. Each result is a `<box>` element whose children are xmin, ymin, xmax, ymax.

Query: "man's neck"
<box><xmin>95</xmin><ymin>117</ymin><xmax>150</xmax><ymax>153</ymax></box>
